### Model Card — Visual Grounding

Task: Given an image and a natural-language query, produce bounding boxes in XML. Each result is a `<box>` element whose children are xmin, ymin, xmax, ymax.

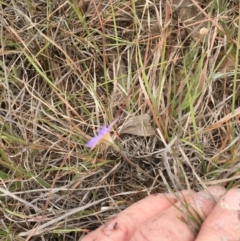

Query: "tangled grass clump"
<box><xmin>0</xmin><ymin>0</ymin><xmax>240</xmax><ymax>240</ymax></box>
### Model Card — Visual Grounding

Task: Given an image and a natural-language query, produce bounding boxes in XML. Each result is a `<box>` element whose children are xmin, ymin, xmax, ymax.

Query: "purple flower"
<box><xmin>86</xmin><ymin>118</ymin><xmax>118</xmax><ymax>150</ymax></box>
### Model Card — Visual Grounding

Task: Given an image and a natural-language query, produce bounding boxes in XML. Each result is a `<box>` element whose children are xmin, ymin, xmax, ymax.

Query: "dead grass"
<box><xmin>0</xmin><ymin>0</ymin><xmax>240</xmax><ymax>240</ymax></box>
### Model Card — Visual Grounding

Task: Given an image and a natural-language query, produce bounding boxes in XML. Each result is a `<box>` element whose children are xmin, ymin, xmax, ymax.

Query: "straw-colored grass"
<box><xmin>0</xmin><ymin>0</ymin><xmax>240</xmax><ymax>240</ymax></box>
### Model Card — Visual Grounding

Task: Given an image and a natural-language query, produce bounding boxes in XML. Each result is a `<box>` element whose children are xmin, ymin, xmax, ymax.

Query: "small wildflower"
<box><xmin>86</xmin><ymin>118</ymin><xmax>118</xmax><ymax>150</ymax></box>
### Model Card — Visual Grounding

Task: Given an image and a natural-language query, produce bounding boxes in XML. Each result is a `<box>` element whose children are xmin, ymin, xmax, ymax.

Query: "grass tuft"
<box><xmin>0</xmin><ymin>0</ymin><xmax>240</xmax><ymax>240</ymax></box>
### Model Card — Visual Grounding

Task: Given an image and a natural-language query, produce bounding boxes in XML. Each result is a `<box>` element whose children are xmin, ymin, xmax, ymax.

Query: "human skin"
<box><xmin>81</xmin><ymin>186</ymin><xmax>240</xmax><ymax>241</ymax></box>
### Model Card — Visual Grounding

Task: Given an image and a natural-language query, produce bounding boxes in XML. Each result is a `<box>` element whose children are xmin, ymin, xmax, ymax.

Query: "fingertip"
<box><xmin>205</xmin><ymin>185</ymin><xmax>226</xmax><ymax>202</ymax></box>
<box><xmin>219</xmin><ymin>188</ymin><xmax>240</xmax><ymax>210</ymax></box>
<box><xmin>196</xmin><ymin>188</ymin><xmax>240</xmax><ymax>241</ymax></box>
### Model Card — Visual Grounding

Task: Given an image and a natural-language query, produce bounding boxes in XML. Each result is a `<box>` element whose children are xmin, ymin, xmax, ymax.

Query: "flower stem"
<box><xmin>113</xmin><ymin>144</ymin><xmax>161</xmax><ymax>185</ymax></box>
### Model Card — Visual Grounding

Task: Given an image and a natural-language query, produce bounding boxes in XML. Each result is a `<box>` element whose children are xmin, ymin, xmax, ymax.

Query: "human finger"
<box><xmin>196</xmin><ymin>188</ymin><xmax>240</xmax><ymax>241</ymax></box>
<box><xmin>129</xmin><ymin>185</ymin><xmax>226</xmax><ymax>241</ymax></box>
<box><xmin>81</xmin><ymin>190</ymin><xmax>191</xmax><ymax>241</ymax></box>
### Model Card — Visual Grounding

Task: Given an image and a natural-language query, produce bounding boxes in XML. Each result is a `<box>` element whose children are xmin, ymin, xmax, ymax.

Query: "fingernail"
<box><xmin>220</xmin><ymin>188</ymin><xmax>240</xmax><ymax>210</ymax></box>
<box><xmin>207</xmin><ymin>185</ymin><xmax>226</xmax><ymax>201</ymax></box>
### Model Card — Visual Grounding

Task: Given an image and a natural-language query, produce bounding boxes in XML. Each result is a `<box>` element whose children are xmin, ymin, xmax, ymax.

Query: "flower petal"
<box><xmin>86</xmin><ymin>135</ymin><xmax>103</xmax><ymax>149</ymax></box>
<box><xmin>86</xmin><ymin>118</ymin><xmax>119</xmax><ymax>150</ymax></box>
<box><xmin>97</xmin><ymin>125</ymin><xmax>109</xmax><ymax>136</ymax></box>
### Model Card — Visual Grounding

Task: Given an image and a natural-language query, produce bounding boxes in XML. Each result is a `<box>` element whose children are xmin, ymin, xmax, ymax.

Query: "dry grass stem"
<box><xmin>0</xmin><ymin>0</ymin><xmax>240</xmax><ymax>240</ymax></box>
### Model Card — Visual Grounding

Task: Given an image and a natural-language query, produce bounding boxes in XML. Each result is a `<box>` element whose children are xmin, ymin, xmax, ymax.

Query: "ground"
<box><xmin>0</xmin><ymin>0</ymin><xmax>240</xmax><ymax>240</ymax></box>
